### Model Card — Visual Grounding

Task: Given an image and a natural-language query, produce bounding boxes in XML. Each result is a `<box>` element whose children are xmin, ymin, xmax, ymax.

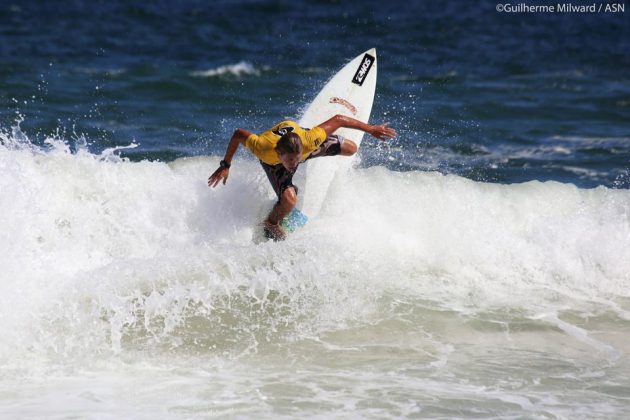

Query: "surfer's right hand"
<box><xmin>369</xmin><ymin>123</ymin><xmax>397</xmax><ymax>141</ymax></box>
<box><xmin>208</xmin><ymin>167</ymin><xmax>229</xmax><ymax>188</ymax></box>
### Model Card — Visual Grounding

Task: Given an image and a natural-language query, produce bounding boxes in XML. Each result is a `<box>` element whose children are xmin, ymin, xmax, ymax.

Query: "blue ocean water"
<box><xmin>1</xmin><ymin>2</ymin><xmax>630</xmax><ymax>418</ymax></box>
<box><xmin>1</xmin><ymin>0</ymin><xmax>628</xmax><ymax>187</ymax></box>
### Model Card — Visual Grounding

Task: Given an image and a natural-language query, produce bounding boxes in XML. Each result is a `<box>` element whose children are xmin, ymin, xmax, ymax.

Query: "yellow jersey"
<box><xmin>245</xmin><ymin>120</ymin><xmax>327</xmax><ymax>165</ymax></box>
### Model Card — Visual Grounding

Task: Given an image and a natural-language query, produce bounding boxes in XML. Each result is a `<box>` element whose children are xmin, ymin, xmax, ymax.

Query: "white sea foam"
<box><xmin>2</xmin><ymin>127</ymin><xmax>629</xmax><ymax>349</ymax></box>
<box><xmin>190</xmin><ymin>61</ymin><xmax>263</xmax><ymax>78</ymax></box>
<box><xmin>1</xmin><ymin>126</ymin><xmax>629</xmax><ymax>417</ymax></box>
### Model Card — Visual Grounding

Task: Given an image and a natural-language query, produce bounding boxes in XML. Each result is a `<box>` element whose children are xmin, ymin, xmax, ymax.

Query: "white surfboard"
<box><xmin>296</xmin><ymin>48</ymin><xmax>377</xmax><ymax>217</ymax></box>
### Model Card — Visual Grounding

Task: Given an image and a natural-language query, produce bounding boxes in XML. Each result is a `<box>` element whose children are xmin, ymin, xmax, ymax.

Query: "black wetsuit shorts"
<box><xmin>260</xmin><ymin>134</ymin><xmax>345</xmax><ymax>199</ymax></box>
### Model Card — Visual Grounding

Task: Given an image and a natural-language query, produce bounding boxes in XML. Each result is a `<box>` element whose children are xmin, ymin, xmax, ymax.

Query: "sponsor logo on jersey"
<box><xmin>273</xmin><ymin>126</ymin><xmax>295</xmax><ymax>136</ymax></box>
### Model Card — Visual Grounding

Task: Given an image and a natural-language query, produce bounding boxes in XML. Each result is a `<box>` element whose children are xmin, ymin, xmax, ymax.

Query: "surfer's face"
<box><xmin>278</xmin><ymin>153</ymin><xmax>300</xmax><ymax>173</ymax></box>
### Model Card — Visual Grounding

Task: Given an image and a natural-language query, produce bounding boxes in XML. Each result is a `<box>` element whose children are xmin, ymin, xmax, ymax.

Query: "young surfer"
<box><xmin>208</xmin><ymin>114</ymin><xmax>396</xmax><ymax>241</ymax></box>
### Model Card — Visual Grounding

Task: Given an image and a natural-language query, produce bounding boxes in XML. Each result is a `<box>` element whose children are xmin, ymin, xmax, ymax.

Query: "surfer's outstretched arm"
<box><xmin>316</xmin><ymin>114</ymin><xmax>397</xmax><ymax>141</ymax></box>
<box><xmin>208</xmin><ymin>128</ymin><xmax>252</xmax><ymax>188</ymax></box>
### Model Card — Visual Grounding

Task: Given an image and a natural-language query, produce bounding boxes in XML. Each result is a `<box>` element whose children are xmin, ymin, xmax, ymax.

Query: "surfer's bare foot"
<box><xmin>264</xmin><ymin>219</ymin><xmax>286</xmax><ymax>241</ymax></box>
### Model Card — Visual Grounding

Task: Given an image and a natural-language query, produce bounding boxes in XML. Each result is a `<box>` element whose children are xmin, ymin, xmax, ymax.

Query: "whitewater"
<box><xmin>1</xmin><ymin>125</ymin><xmax>630</xmax><ymax>418</ymax></box>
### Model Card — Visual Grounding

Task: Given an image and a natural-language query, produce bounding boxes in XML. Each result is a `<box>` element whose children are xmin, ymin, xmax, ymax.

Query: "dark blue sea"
<box><xmin>2</xmin><ymin>0</ymin><xmax>629</xmax><ymax>186</ymax></box>
<box><xmin>1</xmin><ymin>1</ymin><xmax>630</xmax><ymax>418</ymax></box>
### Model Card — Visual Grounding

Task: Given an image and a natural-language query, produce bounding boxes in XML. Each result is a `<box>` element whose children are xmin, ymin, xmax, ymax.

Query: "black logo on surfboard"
<box><xmin>352</xmin><ymin>53</ymin><xmax>375</xmax><ymax>86</ymax></box>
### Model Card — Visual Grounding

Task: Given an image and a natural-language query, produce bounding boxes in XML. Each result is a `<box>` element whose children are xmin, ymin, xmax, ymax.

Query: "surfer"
<box><xmin>208</xmin><ymin>114</ymin><xmax>396</xmax><ymax>240</ymax></box>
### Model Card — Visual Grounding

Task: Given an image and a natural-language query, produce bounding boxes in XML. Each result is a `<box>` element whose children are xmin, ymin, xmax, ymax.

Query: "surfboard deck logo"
<box><xmin>329</xmin><ymin>97</ymin><xmax>357</xmax><ymax>115</ymax></box>
<box><xmin>352</xmin><ymin>53</ymin><xmax>375</xmax><ymax>86</ymax></box>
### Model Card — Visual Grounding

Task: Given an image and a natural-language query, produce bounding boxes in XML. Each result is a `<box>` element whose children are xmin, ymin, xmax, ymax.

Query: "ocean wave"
<box><xmin>190</xmin><ymin>61</ymin><xmax>264</xmax><ymax>78</ymax></box>
<box><xmin>1</xmin><ymin>127</ymin><xmax>629</xmax><ymax>363</ymax></box>
<box><xmin>550</xmin><ymin>135</ymin><xmax>630</xmax><ymax>145</ymax></box>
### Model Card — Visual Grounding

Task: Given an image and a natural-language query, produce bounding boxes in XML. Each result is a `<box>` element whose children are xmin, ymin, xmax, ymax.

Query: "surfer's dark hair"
<box><xmin>276</xmin><ymin>132</ymin><xmax>302</xmax><ymax>155</ymax></box>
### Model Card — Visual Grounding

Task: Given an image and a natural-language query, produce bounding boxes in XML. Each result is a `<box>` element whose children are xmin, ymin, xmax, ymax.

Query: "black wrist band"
<box><xmin>220</xmin><ymin>160</ymin><xmax>231</xmax><ymax>169</ymax></box>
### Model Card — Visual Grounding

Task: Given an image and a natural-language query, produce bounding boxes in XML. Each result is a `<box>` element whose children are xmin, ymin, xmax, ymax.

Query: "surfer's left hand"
<box><xmin>370</xmin><ymin>123</ymin><xmax>397</xmax><ymax>141</ymax></box>
<box><xmin>208</xmin><ymin>167</ymin><xmax>229</xmax><ymax>188</ymax></box>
